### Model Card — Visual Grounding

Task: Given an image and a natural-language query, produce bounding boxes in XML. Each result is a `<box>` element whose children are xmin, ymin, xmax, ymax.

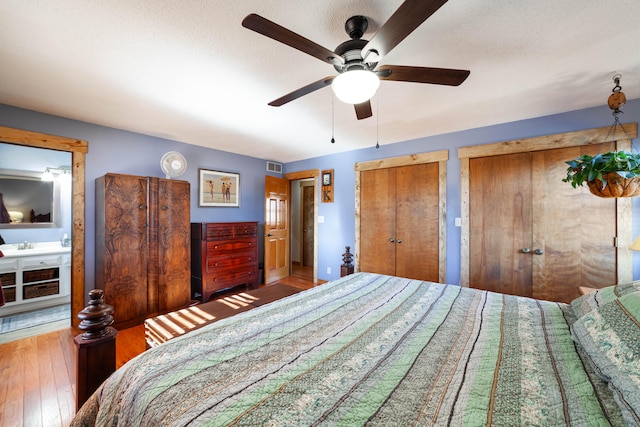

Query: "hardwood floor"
<box><xmin>0</xmin><ymin>265</ymin><xmax>317</xmax><ymax>427</ymax></box>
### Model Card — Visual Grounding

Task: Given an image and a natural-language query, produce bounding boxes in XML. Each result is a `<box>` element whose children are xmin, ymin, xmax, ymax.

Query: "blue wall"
<box><xmin>286</xmin><ymin>98</ymin><xmax>640</xmax><ymax>284</ymax></box>
<box><xmin>0</xmin><ymin>104</ymin><xmax>276</xmax><ymax>293</ymax></box>
<box><xmin>1</xmin><ymin>98</ymin><xmax>639</xmax><ymax>295</ymax></box>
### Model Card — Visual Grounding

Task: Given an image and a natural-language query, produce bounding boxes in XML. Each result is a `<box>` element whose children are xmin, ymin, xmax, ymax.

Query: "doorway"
<box><xmin>0</xmin><ymin>125</ymin><xmax>87</xmax><ymax>331</ymax></box>
<box><xmin>291</xmin><ymin>179</ymin><xmax>315</xmax><ymax>282</ymax></box>
<box><xmin>281</xmin><ymin>170</ymin><xmax>319</xmax><ymax>284</ymax></box>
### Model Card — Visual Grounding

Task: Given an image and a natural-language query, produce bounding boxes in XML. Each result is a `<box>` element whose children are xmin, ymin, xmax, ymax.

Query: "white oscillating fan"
<box><xmin>160</xmin><ymin>151</ymin><xmax>187</xmax><ymax>179</ymax></box>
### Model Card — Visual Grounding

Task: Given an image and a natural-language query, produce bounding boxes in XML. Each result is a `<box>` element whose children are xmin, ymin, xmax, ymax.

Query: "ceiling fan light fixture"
<box><xmin>332</xmin><ymin>69</ymin><xmax>380</xmax><ymax>104</ymax></box>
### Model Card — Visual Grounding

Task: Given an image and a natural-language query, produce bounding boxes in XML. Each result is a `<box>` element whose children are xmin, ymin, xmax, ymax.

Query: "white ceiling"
<box><xmin>1</xmin><ymin>0</ymin><xmax>639</xmax><ymax>163</ymax></box>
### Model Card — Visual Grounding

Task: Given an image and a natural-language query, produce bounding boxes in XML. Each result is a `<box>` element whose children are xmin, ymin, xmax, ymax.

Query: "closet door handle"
<box><xmin>534</xmin><ymin>249</ymin><xmax>544</xmax><ymax>255</ymax></box>
<box><xmin>389</xmin><ymin>238</ymin><xmax>395</xmax><ymax>243</ymax></box>
<box><xmin>396</xmin><ymin>239</ymin><xmax>402</xmax><ymax>244</ymax></box>
<box><xmin>521</xmin><ymin>248</ymin><xmax>531</xmax><ymax>253</ymax></box>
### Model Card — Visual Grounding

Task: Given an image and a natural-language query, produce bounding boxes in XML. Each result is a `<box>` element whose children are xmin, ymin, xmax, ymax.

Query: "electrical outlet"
<box><xmin>327</xmin><ymin>267</ymin><xmax>331</xmax><ymax>275</ymax></box>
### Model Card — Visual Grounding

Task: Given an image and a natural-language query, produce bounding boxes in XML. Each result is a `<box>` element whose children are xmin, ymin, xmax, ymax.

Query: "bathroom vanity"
<box><xmin>0</xmin><ymin>242</ymin><xmax>71</xmax><ymax>316</ymax></box>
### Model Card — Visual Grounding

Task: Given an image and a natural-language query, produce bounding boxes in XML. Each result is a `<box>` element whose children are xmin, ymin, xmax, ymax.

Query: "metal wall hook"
<box><xmin>612</xmin><ymin>73</ymin><xmax>622</xmax><ymax>91</ymax></box>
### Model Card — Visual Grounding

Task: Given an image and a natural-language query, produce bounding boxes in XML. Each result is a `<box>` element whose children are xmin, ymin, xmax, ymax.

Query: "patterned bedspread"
<box><xmin>72</xmin><ymin>273</ymin><xmax>626</xmax><ymax>426</ymax></box>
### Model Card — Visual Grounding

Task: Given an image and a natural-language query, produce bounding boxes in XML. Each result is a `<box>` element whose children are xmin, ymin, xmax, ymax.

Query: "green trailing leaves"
<box><xmin>563</xmin><ymin>151</ymin><xmax>640</xmax><ymax>189</ymax></box>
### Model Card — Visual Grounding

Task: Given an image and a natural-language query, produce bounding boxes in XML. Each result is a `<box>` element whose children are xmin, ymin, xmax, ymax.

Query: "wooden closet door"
<box><xmin>470</xmin><ymin>146</ymin><xmax>618</xmax><ymax>303</ymax></box>
<box><xmin>469</xmin><ymin>152</ymin><xmax>533</xmax><ymax>297</ymax></box>
<box><xmin>359</xmin><ymin>168</ymin><xmax>397</xmax><ymax>276</ymax></box>
<box><xmin>395</xmin><ymin>163</ymin><xmax>440</xmax><ymax>281</ymax></box>
<box><xmin>360</xmin><ymin>164</ymin><xmax>440</xmax><ymax>281</ymax></box>
<box><xmin>532</xmin><ymin>145</ymin><xmax>616</xmax><ymax>302</ymax></box>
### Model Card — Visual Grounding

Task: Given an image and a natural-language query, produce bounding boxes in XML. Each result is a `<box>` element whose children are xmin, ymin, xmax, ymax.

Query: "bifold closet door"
<box><xmin>469</xmin><ymin>152</ymin><xmax>533</xmax><ymax>298</ymax></box>
<box><xmin>360</xmin><ymin>168</ymin><xmax>396</xmax><ymax>276</ymax></box>
<box><xmin>531</xmin><ymin>145</ymin><xmax>616</xmax><ymax>302</ymax></box>
<box><xmin>394</xmin><ymin>163</ymin><xmax>439</xmax><ymax>281</ymax></box>
<box><xmin>469</xmin><ymin>145</ymin><xmax>617</xmax><ymax>303</ymax></box>
<box><xmin>359</xmin><ymin>163</ymin><xmax>440</xmax><ymax>281</ymax></box>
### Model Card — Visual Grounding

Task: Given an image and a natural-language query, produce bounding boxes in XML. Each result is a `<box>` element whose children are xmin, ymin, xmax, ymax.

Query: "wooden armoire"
<box><xmin>95</xmin><ymin>173</ymin><xmax>191</xmax><ymax>329</ymax></box>
<box><xmin>459</xmin><ymin>124</ymin><xmax>637</xmax><ymax>303</ymax></box>
<box><xmin>355</xmin><ymin>151</ymin><xmax>448</xmax><ymax>283</ymax></box>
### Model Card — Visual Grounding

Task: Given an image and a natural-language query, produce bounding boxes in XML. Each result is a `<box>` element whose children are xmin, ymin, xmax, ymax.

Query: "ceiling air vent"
<box><xmin>266</xmin><ymin>161</ymin><xmax>283</xmax><ymax>174</ymax></box>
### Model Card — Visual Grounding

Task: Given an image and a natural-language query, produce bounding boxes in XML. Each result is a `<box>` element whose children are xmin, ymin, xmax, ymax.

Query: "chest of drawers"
<box><xmin>191</xmin><ymin>222</ymin><xmax>259</xmax><ymax>302</ymax></box>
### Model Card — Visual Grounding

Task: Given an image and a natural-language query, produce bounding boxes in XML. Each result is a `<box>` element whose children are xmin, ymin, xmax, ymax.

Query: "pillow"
<box><xmin>570</xmin><ymin>281</ymin><xmax>640</xmax><ymax>319</ymax></box>
<box><xmin>571</xmin><ymin>292</ymin><xmax>640</xmax><ymax>424</ymax></box>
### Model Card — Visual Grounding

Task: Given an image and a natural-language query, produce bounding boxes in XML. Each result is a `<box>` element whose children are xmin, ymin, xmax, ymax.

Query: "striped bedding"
<box><xmin>72</xmin><ymin>273</ymin><xmax>627</xmax><ymax>426</ymax></box>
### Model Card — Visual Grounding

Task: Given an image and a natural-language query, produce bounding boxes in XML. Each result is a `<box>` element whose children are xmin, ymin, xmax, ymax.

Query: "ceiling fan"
<box><xmin>242</xmin><ymin>0</ymin><xmax>470</xmax><ymax>120</ymax></box>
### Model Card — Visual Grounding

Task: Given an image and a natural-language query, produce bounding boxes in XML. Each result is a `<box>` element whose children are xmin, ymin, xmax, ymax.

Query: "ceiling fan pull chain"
<box><xmin>376</xmin><ymin>95</ymin><xmax>380</xmax><ymax>149</ymax></box>
<box><xmin>331</xmin><ymin>92</ymin><xmax>336</xmax><ymax>144</ymax></box>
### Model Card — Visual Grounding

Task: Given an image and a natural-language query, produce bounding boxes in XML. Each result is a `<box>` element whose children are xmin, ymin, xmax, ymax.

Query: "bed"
<box><xmin>72</xmin><ymin>272</ymin><xmax>640</xmax><ymax>426</ymax></box>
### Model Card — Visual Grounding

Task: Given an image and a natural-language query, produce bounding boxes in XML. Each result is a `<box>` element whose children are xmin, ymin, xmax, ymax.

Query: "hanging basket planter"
<box><xmin>586</xmin><ymin>172</ymin><xmax>640</xmax><ymax>198</ymax></box>
<box><xmin>563</xmin><ymin>151</ymin><xmax>640</xmax><ymax>199</ymax></box>
<box><xmin>562</xmin><ymin>75</ymin><xmax>640</xmax><ymax>198</ymax></box>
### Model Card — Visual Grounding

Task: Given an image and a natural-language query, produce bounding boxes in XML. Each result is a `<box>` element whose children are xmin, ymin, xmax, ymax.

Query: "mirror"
<box><xmin>0</xmin><ymin>169</ymin><xmax>63</xmax><ymax>228</ymax></box>
<box><xmin>0</xmin><ymin>125</ymin><xmax>87</xmax><ymax>327</ymax></box>
<box><xmin>0</xmin><ymin>142</ymin><xmax>71</xmax><ymax>229</ymax></box>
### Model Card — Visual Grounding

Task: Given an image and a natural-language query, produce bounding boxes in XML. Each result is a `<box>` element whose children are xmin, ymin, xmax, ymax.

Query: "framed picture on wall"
<box><xmin>198</xmin><ymin>169</ymin><xmax>240</xmax><ymax>207</ymax></box>
<box><xmin>322</xmin><ymin>171</ymin><xmax>332</xmax><ymax>186</ymax></box>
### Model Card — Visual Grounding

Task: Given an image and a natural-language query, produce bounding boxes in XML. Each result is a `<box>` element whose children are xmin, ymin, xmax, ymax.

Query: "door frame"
<box><xmin>299</xmin><ymin>181</ymin><xmax>315</xmax><ymax>267</ymax></box>
<box><xmin>458</xmin><ymin>123</ymin><xmax>638</xmax><ymax>287</ymax></box>
<box><xmin>354</xmin><ymin>150</ymin><xmax>449</xmax><ymax>282</ymax></box>
<box><xmin>284</xmin><ymin>169</ymin><xmax>319</xmax><ymax>283</ymax></box>
<box><xmin>0</xmin><ymin>126</ymin><xmax>87</xmax><ymax>327</ymax></box>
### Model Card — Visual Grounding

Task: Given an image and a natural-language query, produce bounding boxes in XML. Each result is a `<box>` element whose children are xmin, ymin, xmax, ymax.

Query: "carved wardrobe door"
<box><xmin>148</xmin><ymin>177</ymin><xmax>191</xmax><ymax>314</ymax></box>
<box><xmin>95</xmin><ymin>174</ymin><xmax>149</xmax><ymax>329</ymax></box>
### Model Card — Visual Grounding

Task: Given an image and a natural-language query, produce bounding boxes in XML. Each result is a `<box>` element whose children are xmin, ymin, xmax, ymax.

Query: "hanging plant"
<box><xmin>562</xmin><ymin>74</ymin><xmax>640</xmax><ymax>198</ymax></box>
<box><xmin>563</xmin><ymin>151</ymin><xmax>640</xmax><ymax>197</ymax></box>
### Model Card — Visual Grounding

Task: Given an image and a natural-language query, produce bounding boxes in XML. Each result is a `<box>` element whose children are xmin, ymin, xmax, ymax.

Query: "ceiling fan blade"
<box><xmin>242</xmin><ymin>14</ymin><xmax>344</xmax><ymax>67</ymax></box>
<box><xmin>354</xmin><ymin>101</ymin><xmax>373</xmax><ymax>120</ymax></box>
<box><xmin>268</xmin><ymin>77</ymin><xmax>335</xmax><ymax>107</ymax></box>
<box><xmin>362</xmin><ymin>0</ymin><xmax>449</xmax><ymax>62</ymax></box>
<box><xmin>378</xmin><ymin>65</ymin><xmax>470</xmax><ymax>86</ymax></box>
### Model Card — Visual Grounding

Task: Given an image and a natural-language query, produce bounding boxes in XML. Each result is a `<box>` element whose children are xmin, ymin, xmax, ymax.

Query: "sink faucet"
<box><xmin>18</xmin><ymin>241</ymin><xmax>33</xmax><ymax>250</ymax></box>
